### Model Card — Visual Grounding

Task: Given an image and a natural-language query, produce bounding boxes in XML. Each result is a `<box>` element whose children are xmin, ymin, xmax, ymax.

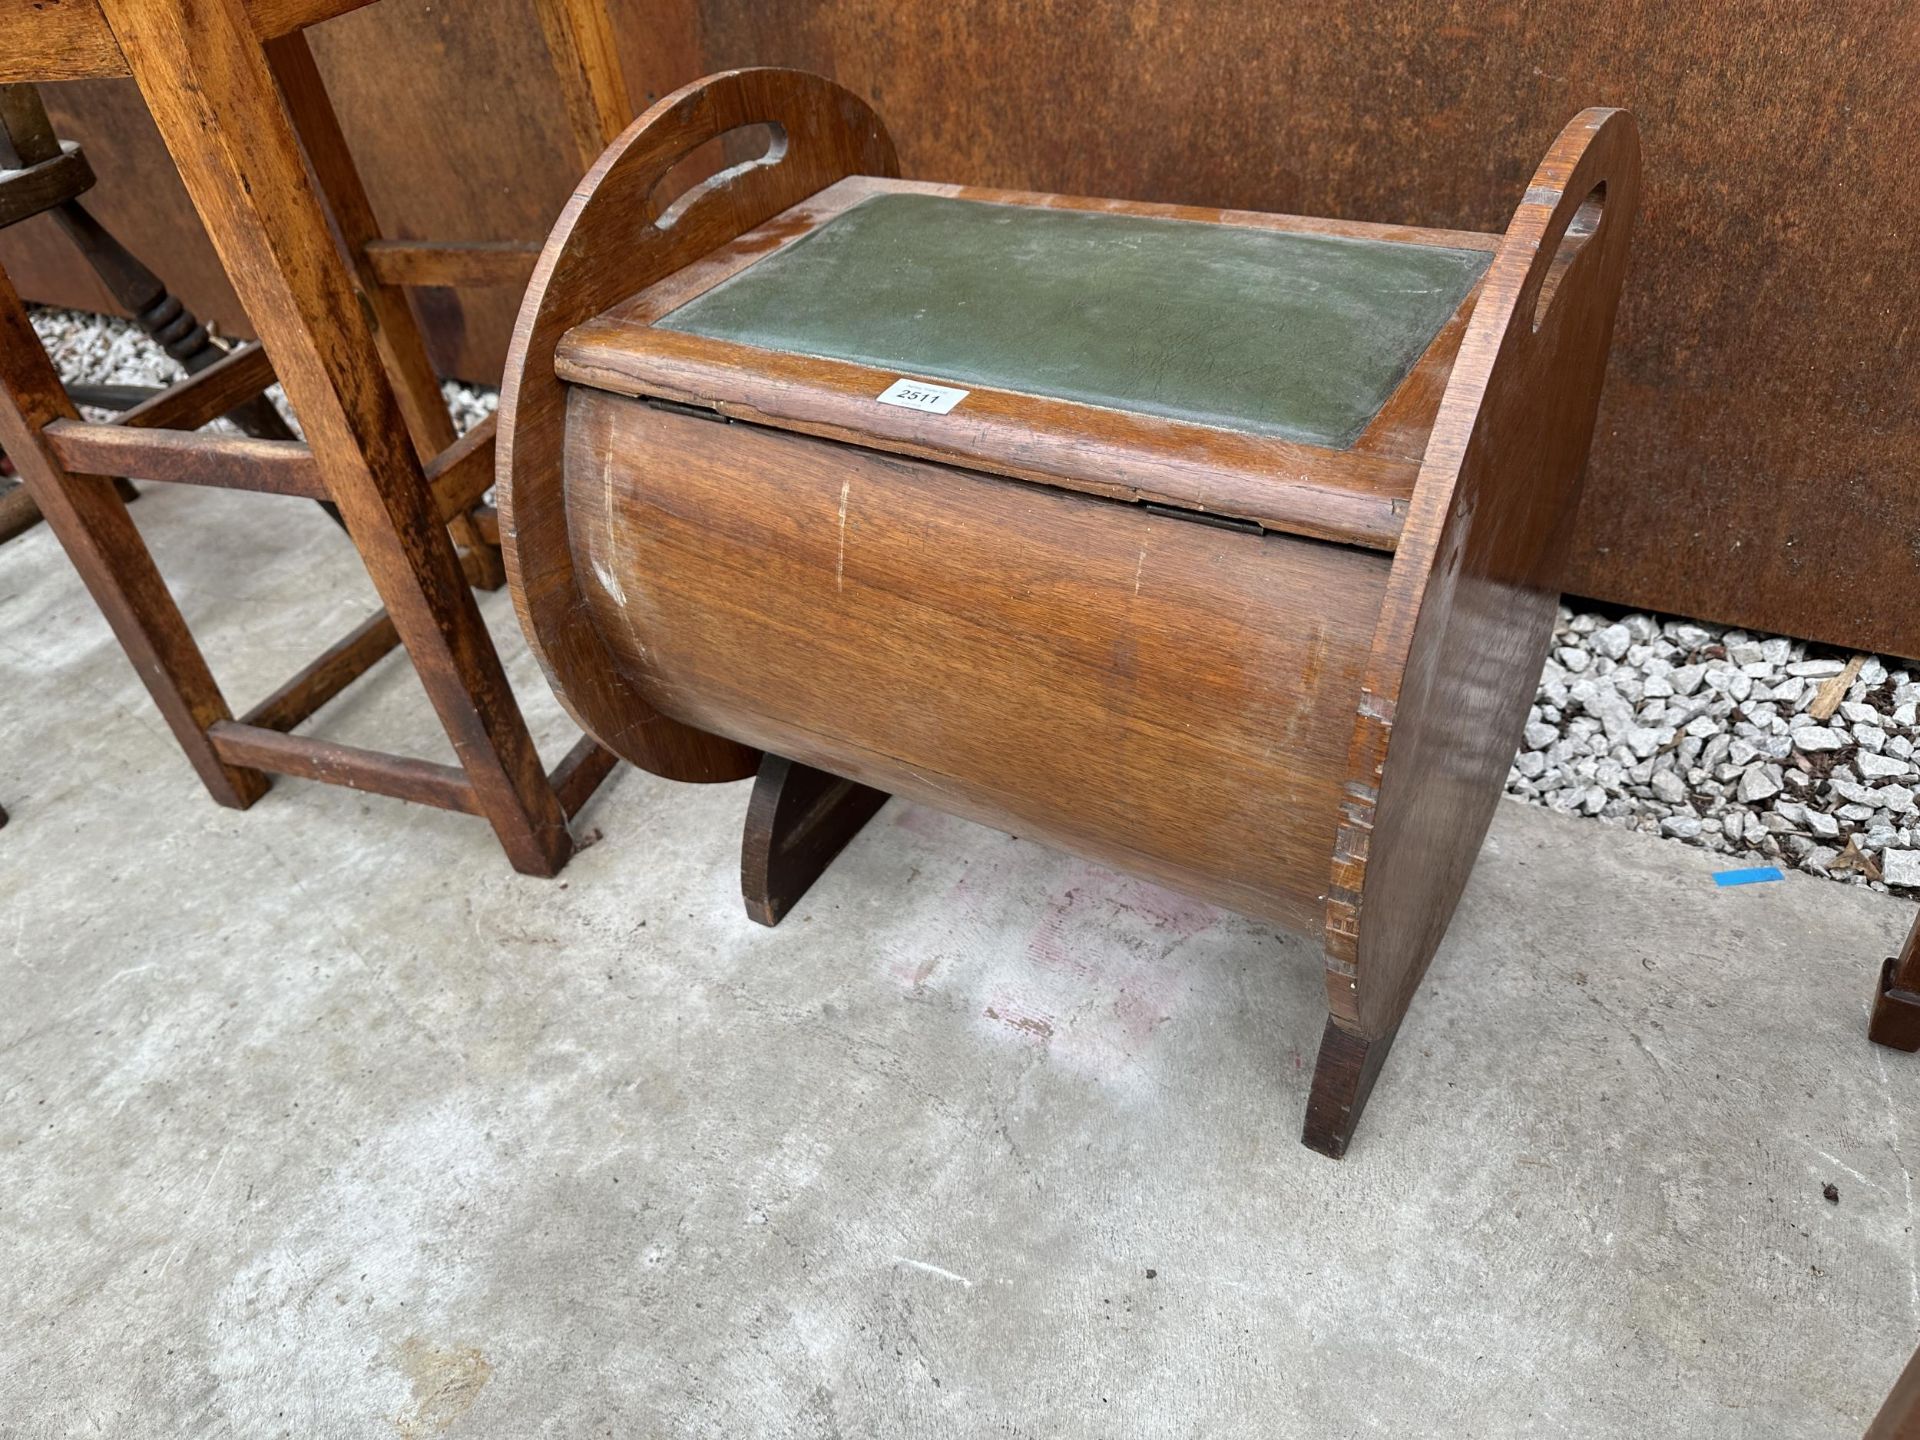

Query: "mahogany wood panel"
<box><xmin>1868</xmin><ymin>913</ymin><xmax>1920</xmax><ymax>1053</ymax></box>
<box><xmin>1326</xmin><ymin>110</ymin><xmax>1640</xmax><ymax>1055</ymax></box>
<box><xmin>43</xmin><ymin>420</ymin><xmax>324</xmax><ymax>497</ymax></box>
<box><xmin>0</xmin><ymin>261</ymin><xmax>267</xmax><ymax>808</ymax></box>
<box><xmin>206</xmin><ymin>720</ymin><xmax>481</xmax><ymax>814</ymax></box>
<box><xmin>695</xmin><ymin>0</ymin><xmax>1920</xmax><ymax>660</ymax></box>
<box><xmin>97</xmin><ymin>0</ymin><xmax>575</xmax><ymax>874</ymax></box>
<box><xmin>567</xmin><ymin>393</ymin><xmax>1389</xmax><ymax>936</ymax></box>
<box><xmin>0</xmin><ymin>0</ymin><xmax>390</xmax><ymax>83</ymax></box>
<box><xmin>1867</xmin><ymin>1335</ymin><xmax>1920</xmax><ymax>1440</ymax></box>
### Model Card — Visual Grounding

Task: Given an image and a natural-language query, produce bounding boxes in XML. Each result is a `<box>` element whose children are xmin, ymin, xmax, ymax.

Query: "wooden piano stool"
<box><xmin>498</xmin><ymin>68</ymin><xmax>1642</xmax><ymax>1153</ymax></box>
<box><xmin>0</xmin><ymin>0</ymin><xmax>636</xmax><ymax>872</ymax></box>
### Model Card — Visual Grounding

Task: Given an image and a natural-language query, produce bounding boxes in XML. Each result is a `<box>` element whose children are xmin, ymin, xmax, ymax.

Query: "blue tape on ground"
<box><xmin>1713</xmin><ymin>866</ymin><xmax>1785</xmax><ymax>887</ymax></box>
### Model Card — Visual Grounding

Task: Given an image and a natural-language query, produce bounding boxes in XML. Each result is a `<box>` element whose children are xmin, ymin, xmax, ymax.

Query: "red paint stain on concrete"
<box><xmin>984</xmin><ymin>999</ymin><xmax>1056</xmax><ymax>1043</ymax></box>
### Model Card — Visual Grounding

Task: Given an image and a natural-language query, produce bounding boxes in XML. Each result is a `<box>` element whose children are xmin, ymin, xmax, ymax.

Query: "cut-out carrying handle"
<box><xmin>496</xmin><ymin>69</ymin><xmax>899</xmax><ymax>784</ymax></box>
<box><xmin>648</xmin><ymin>122</ymin><xmax>789</xmax><ymax>230</ymax></box>
<box><xmin>1501</xmin><ymin>107</ymin><xmax>1639</xmax><ymax>344</ymax></box>
<box><xmin>1529</xmin><ymin>180</ymin><xmax>1606</xmax><ymax>332</ymax></box>
<box><xmin>569</xmin><ymin>68</ymin><xmax>899</xmax><ymax>276</ymax></box>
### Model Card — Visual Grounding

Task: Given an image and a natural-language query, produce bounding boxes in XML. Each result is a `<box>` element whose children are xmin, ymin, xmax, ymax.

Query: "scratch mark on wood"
<box><xmin>835</xmin><ymin>476</ymin><xmax>850</xmax><ymax>591</ymax></box>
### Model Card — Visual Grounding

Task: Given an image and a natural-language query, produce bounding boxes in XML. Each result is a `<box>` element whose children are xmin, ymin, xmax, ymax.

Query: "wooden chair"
<box><xmin>0</xmin><ymin>0</ymin><xmax>636</xmax><ymax>874</ymax></box>
<box><xmin>497</xmin><ymin>69</ymin><xmax>1639</xmax><ymax>1153</ymax></box>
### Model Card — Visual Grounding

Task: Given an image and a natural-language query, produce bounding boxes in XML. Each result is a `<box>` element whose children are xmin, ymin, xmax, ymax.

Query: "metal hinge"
<box><xmin>1140</xmin><ymin>501</ymin><xmax>1263</xmax><ymax>535</ymax></box>
<box><xmin>643</xmin><ymin>396</ymin><xmax>730</xmax><ymax>424</ymax></box>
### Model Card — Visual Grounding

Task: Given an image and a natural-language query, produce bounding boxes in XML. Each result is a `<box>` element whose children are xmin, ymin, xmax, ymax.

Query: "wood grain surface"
<box><xmin>96</xmin><ymin>0</ymin><xmax>576</xmax><ymax>873</ymax></box>
<box><xmin>567</xmin><ymin>392</ymin><xmax>1388</xmax><ymax>936</ymax></box>
<box><xmin>1325</xmin><ymin>109</ymin><xmax>1640</xmax><ymax>1056</ymax></box>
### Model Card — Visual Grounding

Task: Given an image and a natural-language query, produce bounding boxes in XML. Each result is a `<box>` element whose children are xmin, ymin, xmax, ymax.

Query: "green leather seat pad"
<box><xmin>656</xmin><ymin>193</ymin><xmax>1491</xmax><ymax>448</ymax></box>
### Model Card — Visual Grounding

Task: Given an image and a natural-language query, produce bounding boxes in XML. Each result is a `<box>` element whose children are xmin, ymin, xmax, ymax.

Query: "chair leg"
<box><xmin>0</xmin><ymin>265</ymin><xmax>267</xmax><ymax>809</ymax></box>
<box><xmin>531</xmin><ymin>0</ymin><xmax>636</xmax><ymax>170</ymax></box>
<box><xmin>265</xmin><ymin>31</ymin><xmax>505</xmax><ymax>590</ymax></box>
<box><xmin>741</xmin><ymin>754</ymin><xmax>889</xmax><ymax>927</ymax></box>
<box><xmin>102</xmin><ymin>0</ymin><xmax>569</xmax><ymax>874</ymax></box>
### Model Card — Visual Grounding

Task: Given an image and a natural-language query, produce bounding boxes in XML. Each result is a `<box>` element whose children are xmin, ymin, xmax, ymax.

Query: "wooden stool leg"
<box><xmin>1301</xmin><ymin>1015</ymin><xmax>1401</xmax><ymax>1160</ymax></box>
<box><xmin>100</xmin><ymin>0</ymin><xmax>569</xmax><ymax>874</ymax></box>
<box><xmin>1870</xmin><ymin>911</ymin><xmax>1920</xmax><ymax>1052</ymax></box>
<box><xmin>741</xmin><ymin>754</ymin><xmax>888</xmax><ymax>927</ymax></box>
<box><xmin>0</xmin><ymin>265</ymin><xmax>267</xmax><ymax>809</ymax></box>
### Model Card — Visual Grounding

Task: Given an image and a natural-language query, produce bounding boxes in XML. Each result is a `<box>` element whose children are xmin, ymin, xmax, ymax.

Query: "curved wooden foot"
<box><xmin>1869</xmin><ymin>913</ymin><xmax>1920</xmax><ymax>1052</ymax></box>
<box><xmin>1301</xmin><ymin>1016</ymin><xmax>1400</xmax><ymax>1159</ymax></box>
<box><xmin>741</xmin><ymin>753</ymin><xmax>888</xmax><ymax>928</ymax></box>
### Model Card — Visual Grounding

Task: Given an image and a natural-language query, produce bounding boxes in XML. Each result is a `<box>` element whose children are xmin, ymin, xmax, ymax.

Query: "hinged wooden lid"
<box><xmin>557</xmin><ymin>177</ymin><xmax>1496</xmax><ymax>552</ymax></box>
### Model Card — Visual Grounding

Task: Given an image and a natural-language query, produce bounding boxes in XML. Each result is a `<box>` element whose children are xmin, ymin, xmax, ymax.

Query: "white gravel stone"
<box><xmin>1669</xmin><ymin>664</ymin><xmax>1708</xmax><ymax>697</ymax></box>
<box><xmin>1591</xmin><ymin>624</ymin><xmax>1632</xmax><ymax>661</ymax></box>
<box><xmin>1884</xmin><ymin>850</ymin><xmax>1920</xmax><ymax>889</ymax></box>
<box><xmin>1494</xmin><ymin>598</ymin><xmax>1912</xmax><ymax>892</ymax></box>
<box><xmin>1830</xmin><ymin>778</ymin><xmax>1881</xmax><ymax>807</ymax></box>
<box><xmin>1857</xmin><ymin>751</ymin><xmax>1908</xmax><ymax>779</ymax></box>
<box><xmin>1650</xmin><ymin>770</ymin><xmax>1689</xmax><ymax>805</ymax></box>
<box><xmin>1624</xmin><ymin>727</ymin><xmax>1666</xmax><ymax>760</ymax></box>
<box><xmin>1793</xmin><ymin>728</ymin><xmax>1846</xmax><ymax>753</ymax></box>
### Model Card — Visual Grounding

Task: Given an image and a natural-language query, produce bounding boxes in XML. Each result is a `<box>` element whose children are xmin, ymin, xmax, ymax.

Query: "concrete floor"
<box><xmin>2</xmin><ymin>482</ymin><xmax>1917</xmax><ymax>1439</ymax></box>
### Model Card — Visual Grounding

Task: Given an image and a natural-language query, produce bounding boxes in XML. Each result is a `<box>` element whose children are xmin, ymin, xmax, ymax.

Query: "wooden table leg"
<box><xmin>1870</xmin><ymin>910</ymin><xmax>1920</xmax><ymax>1052</ymax></box>
<box><xmin>98</xmin><ymin>0</ymin><xmax>570</xmax><ymax>874</ymax></box>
